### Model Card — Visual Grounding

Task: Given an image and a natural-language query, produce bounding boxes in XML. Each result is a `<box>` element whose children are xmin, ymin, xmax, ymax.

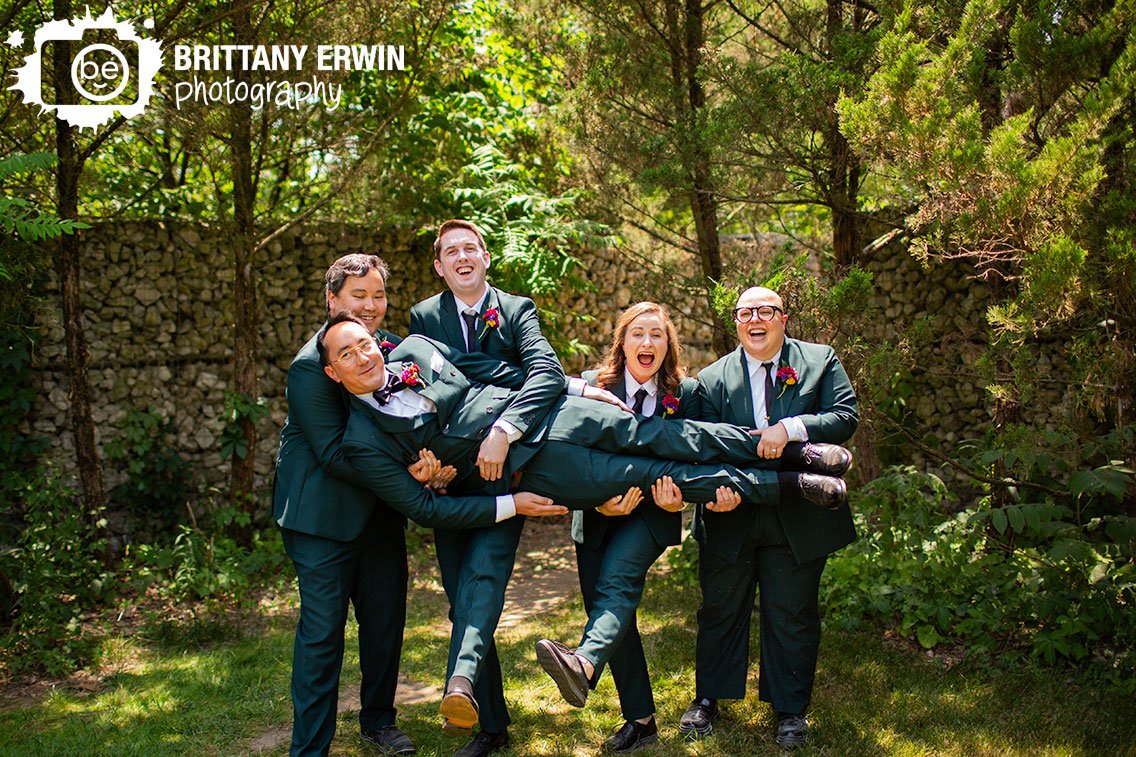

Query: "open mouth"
<box><xmin>455</xmin><ymin>263</ymin><xmax>475</xmax><ymax>277</ymax></box>
<box><xmin>747</xmin><ymin>326</ymin><xmax>769</xmax><ymax>341</ymax></box>
<box><xmin>636</xmin><ymin>351</ymin><xmax>656</xmax><ymax>369</ymax></box>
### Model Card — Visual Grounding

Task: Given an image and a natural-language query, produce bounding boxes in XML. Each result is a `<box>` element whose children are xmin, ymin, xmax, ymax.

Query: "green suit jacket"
<box><xmin>272</xmin><ymin>324</ymin><xmax>402</xmax><ymax>541</ymax></box>
<box><xmin>693</xmin><ymin>338</ymin><xmax>859</xmax><ymax>563</ymax></box>
<box><xmin>342</xmin><ymin>336</ymin><xmax>774</xmax><ymax>509</ymax></box>
<box><xmin>409</xmin><ymin>286</ymin><xmax>566</xmax><ymax>437</ymax></box>
<box><xmin>572</xmin><ymin>372</ymin><xmax>701</xmax><ymax>548</ymax></box>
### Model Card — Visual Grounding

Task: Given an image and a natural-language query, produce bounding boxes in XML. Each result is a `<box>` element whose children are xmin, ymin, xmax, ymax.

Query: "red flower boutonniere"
<box><xmin>660</xmin><ymin>393</ymin><xmax>680</xmax><ymax>417</ymax></box>
<box><xmin>775</xmin><ymin>365</ymin><xmax>798</xmax><ymax>399</ymax></box>
<box><xmin>482</xmin><ymin>307</ymin><xmax>501</xmax><ymax>329</ymax></box>
<box><xmin>379</xmin><ymin>339</ymin><xmax>397</xmax><ymax>357</ymax></box>
<box><xmin>400</xmin><ymin>363</ymin><xmax>423</xmax><ymax>387</ymax></box>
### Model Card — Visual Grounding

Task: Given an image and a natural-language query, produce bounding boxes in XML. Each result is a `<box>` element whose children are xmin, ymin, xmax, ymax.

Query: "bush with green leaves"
<box><xmin>822</xmin><ymin>465</ymin><xmax>1135</xmax><ymax>684</ymax></box>
<box><xmin>105</xmin><ymin>408</ymin><xmax>194</xmax><ymax>536</ymax></box>
<box><xmin>0</xmin><ymin>469</ymin><xmax>112</xmax><ymax>676</ymax></box>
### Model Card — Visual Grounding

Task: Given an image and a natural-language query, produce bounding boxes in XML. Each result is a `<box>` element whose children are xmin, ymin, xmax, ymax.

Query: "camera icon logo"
<box><xmin>9</xmin><ymin>7</ymin><xmax>163</xmax><ymax>131</ymax></box>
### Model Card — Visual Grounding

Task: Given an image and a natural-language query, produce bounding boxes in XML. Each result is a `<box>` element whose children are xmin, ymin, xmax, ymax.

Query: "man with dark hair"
<box><xmin>273</xmin><ymin>253</ymin><xmax>413</xmax><ymax>756</ymax></box>
<box><xmin>320</xmin><ymin>313</ymin><xmax>851</xmax><ymax>754</ymax></box>
<box><xmin>678</xmin><ymin>286</ymin><xmax>858</xmax><ymax>750</ymax></box>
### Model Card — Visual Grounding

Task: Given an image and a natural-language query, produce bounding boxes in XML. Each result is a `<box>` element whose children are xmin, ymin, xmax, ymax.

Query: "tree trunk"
<box><xmin>227</xmin><ymin>0</ymin><xmax>259</xmax><ymax>539</ymax></box>
<box><xmin>825</xmin><ymin>0</ymin><xmax>863</xmax><ymax>268</ymax></box>
<box><xmin>53</xmin><ymin>0</ymin><xmax>106</xmax><ymax>519</ymax></box>
<box><xmin>682</xmin><ymin>0</ymin><xmax>729</xmax><ymax>355</ymax></box>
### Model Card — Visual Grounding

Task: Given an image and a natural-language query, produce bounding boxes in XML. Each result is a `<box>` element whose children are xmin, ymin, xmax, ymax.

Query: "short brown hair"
<box><xmin>325</xmin><ymin>253</ymin><xmax>390</xmax><ymax>295</ymax></box>
<box><xmin>433</xmin><ymin>219</ymin><xmax>488</xmax><ymax>259</ymax></box>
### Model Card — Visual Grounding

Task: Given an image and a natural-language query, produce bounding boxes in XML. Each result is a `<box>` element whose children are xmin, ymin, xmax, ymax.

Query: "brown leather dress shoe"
<box><xmin>781</xmin><ymin>442</ymin><xmax>853</xmax><ymax>476</ymax></box>
<box><xmin>535</xmin><ymin>638</ymin><xmax>590</xmax><ymax>707</ymax></box>
<box><xmin>779</xmin><ymin>471</ymin><xmax>848</xmax><ymax>510</ymax></box>
<box><xmin>439</xmin><ymin>675</ymin><xmax>479</xmax><ymax>734</ymax></box>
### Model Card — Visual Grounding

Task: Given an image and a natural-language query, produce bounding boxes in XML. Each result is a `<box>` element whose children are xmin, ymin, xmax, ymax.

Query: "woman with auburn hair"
<box><xmin>536</xmin><ymin>302</ymin><xmax>741</xmax><ymax>753</ymax></box>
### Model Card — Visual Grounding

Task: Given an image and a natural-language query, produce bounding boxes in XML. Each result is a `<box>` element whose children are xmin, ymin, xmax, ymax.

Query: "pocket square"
<box><xmin>429</xmin><ymin>350</ymin><xmax>444</xmax><ymax>377</ymax></box>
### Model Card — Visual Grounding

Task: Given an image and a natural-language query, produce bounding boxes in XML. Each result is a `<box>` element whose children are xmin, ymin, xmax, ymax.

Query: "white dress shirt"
<box><xmin>742</xmin><ymin>348</ymin><xmax>807</xmax><ymax>441</ymax></box>
<box><xmin>622</xmin><ymin>368</ymin><xmax>658</xmax><ymax>415</ymax></box>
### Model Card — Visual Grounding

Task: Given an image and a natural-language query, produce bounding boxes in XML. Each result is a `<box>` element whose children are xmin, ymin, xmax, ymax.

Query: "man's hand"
<box><xmin>597</xmin><ymin>486</ymin><xmax>643</xmax><ymax>517</ymax></box>
<box><xmin>514</xmin><ymin>492</ymin><xmax>568</xmax><ymax>517</ymax></box>
<box><xmin>477</xmin><ymin>427</ymin><xmax>510</xmax><ymax>481</ymax></box>
<box><xmin>704</xmin><ymin>485</ymin><xmax>742</xmax><ymax>513</ymax></box>
<box><xmin>408</xmin><ymin>448</ymin><xmax>442</xmax><ymax>484</ymax></box>
<box><xmin>408</xmin><ymin>448</ymin><xmax>458</xmax><ymax>491</ymax></box>
<box><xmin>651</xmin><ymin>475</ymin><xmax>686</xmax><ymax>512</ymax></box>
<box><xmin>750</xmin><ymin>421</ymin><xmax>790</xmax><ymax>459</ymax></box>
<box><xmin>581</xmin><ymin>384</ymin><xmax>632</xmax><ymax>412</ymax></box>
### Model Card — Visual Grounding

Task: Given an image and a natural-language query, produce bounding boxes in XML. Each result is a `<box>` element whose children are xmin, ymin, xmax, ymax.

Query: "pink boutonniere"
<box><xmin>660</xmin><ymin>393</ymin><xmax>680</xmax><ymax>417</ymax></box>
<box><xmin>400</xmin><ymin>363</ymin><xmax>423</xmax><ymax>387</ymax></box>
<box><xmin>776</xmin><ymin>365</ymin><xmax>798</xmax><ymax>399</ymax></box>
<box><xmin>379</xmin><ymin>339</ymin><xmax>397</xmax><ymax>357</ymax></box>
<box><xmin>482</xmin><ymin>307</ymin><xmax>501</xmax><ymax>329</ymax></box>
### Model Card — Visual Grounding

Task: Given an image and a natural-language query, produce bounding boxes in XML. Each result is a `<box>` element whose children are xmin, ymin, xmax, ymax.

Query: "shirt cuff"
<box><xmin>780</xmin><ymin>416</ymin><xmax>808</xmax><ymax>442</ymax></box>
<box><xmin>566</xmin><ymin>377</ymin><xmax>588</xmax><ymax>396</ymax></box>
<box><xmin>492</xmin><ymin>419</ymin><xmax>523</xmax><ymax>443</ymax></box>
<box><xmin>495</xmin><ymin>494</ymin><xmax>517</xmax><ymax>522</ymax></box>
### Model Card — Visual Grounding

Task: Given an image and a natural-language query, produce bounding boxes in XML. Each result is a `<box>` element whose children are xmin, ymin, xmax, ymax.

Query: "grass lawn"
<box><xmin>1</xmin><ymin>543</ymin><xmax>1134</xmax><ymax>756</ymax></box>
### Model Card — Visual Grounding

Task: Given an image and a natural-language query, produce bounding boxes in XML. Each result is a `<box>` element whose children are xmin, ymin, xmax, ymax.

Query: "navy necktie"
<box><xmin>462</xmin><ymin>310</ymin><xmax>479</xmax><ymax>352</ymax></box>
<box><xmin>632</xmin><ymin>387</ymin><xmax>648</xmax><ymax>414</ymax></box>
<box><xmin>762</xmin><ymin>362</ymin><xmax>775</xmax><ymax>422</ymax></box>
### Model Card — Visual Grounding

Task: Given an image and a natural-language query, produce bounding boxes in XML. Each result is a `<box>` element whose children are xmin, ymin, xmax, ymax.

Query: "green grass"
<box><xmin>2</xmin><ymin>557</ymin><xmax>1135</xmax><ymax>756</ymax></box>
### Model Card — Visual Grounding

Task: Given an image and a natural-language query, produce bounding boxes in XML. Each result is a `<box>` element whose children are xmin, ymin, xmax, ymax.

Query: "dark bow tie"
<box><xmin>372</xmin><ymin>372</ymin><xmax>409</xmax><ymax>405</ymax></box>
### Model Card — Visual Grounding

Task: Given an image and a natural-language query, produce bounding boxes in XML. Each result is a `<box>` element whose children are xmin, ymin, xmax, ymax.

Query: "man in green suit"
<box><xmin>319</xmin><ymin>314</ymin><xmax>850</xmax><ymax>752</ymax></box>
<box><xmin>274</xmin><ymin>254</ymin><xmax>420</xmax><ymax>756</ymax></box>
<box><xmin>408</xmin><ymin>219</ymin><xmax>622</xmax><ymax>756</ymax></box>
<box><xmin>678</xmin><ymin>286</ymin><xmax>858</xmax><ymax>750</ymax></box>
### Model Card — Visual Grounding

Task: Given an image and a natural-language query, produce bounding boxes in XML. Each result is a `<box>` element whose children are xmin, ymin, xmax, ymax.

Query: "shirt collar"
<box><xmin>744</xmin><ymin>347</ymin><xmax>783</xmax><ymax>379</ymax></box>
<box><xmin>453</xmin><ymin>286</ymin><xmax>490</xmax><ymax>314</ymax></box>
<box><xmin>623</xmin><ymin>367</ymin><xmax>658</xmax><ymax>398</ymax></box>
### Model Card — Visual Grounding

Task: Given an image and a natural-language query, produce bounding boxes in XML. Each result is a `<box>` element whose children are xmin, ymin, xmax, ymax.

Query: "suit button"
<box><xmin>486</xmin><ymin>407</ymin><xmax>494</xmax><ymax>413</ymax></box>
<box><xmin>443</xmin><ymin>424</ymin><xmax>450</xmax><ymax>433</ymax></box>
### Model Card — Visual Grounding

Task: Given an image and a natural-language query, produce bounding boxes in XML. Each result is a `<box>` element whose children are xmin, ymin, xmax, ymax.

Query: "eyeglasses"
<box><xmin>733</xmin><ymin>305</ymin><xmax>784</xmax><ymax>323</ymax></box>
<box><xmin>334</xmin><ymin>338</ymin><xmax>380</xmax><ymax>367</ymax></box>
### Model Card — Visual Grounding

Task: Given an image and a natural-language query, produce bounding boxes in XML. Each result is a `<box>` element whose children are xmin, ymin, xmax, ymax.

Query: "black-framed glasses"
<box><xmin>733</xmin><ymin>305</ymin><xmax>784</xmax><ymax>323</ymax></box>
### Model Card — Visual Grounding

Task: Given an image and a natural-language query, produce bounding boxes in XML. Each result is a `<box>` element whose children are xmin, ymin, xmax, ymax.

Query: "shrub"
<box><xmin>0</xmin><ymin>469</ymin><xmax>112</xmax><ymax>676</ymax></box>
<box><xmin>105</xmin><ymin>408</ymin><xmax>194</xmax><ymax>536</ymax></box>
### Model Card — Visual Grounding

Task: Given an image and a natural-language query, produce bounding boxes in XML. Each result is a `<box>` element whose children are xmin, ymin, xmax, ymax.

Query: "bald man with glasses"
<box><xmin>679</xmin><ymin>286</ymin><xmax>858</xmax><ymax>750</ymax></box>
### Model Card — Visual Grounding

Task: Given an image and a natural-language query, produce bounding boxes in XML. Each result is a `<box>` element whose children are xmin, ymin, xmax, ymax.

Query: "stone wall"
<box><xmin>32</xmin><ymin>220</ymin><xmax>1070</xmax><ymax>499</ymax></box>
<box><xmin>31</xmin><ymin>221</ymin><xmax>720</xmax><ymax>500</ymax></box>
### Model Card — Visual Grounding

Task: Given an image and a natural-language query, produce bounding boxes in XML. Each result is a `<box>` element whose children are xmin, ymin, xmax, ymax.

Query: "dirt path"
<box><xmin>249</xmin><ymin>515</ymin><xmax>579</xmax><ymax>752</ymax></box>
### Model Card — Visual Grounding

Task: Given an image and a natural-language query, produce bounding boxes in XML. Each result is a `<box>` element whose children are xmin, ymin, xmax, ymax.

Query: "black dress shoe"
<box><xmin>678</xmin><ymin>697</ymin><xmax>718</xmax><ymax>738</ymax></box>
<box><xmin>781</xmin><ymin>442</ymin><xmax>853</xmax><ymax>476</ymax></box>
<box><xmin>454</xmin><ymin>728</ymin><xmax>509</xmax><ymax>756</ymax></box>
<box><xmin>775</xmin><ymin>714</ymin><xmax>808</xmax><ymax>748</ymax></box>
<box><xmin>778</xmin><ymin>471</ymin><xmax>847</xmax><ymax>510</ymax></box>
<box><xmin>535</xmin><ymin>638</ymin><xmax>589</xmax><ymax>707</ymax></box>
<box><xmin>440</xmin><ymin>675</ymin><xmax>479</xmax><ymax>734</ymax></box>
<box><xmin>603</xmin><ymin>717</ymin><xmax>658</xmax><ymax>753</ymax></box>
<box><xmin>361</xmin><ymin>725</ymin><xmax>417</xmax><ymax>754</ymax></box>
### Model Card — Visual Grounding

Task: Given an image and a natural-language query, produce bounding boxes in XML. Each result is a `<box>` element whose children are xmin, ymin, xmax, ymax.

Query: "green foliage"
<box><xmin>823</xmin><ymin>467</ymin><xmax>1136</xmax><ymax>681</ymax></box>
<box><xmin>0</xmin><ymin>153</ymin><xmax>90</xmax><ymax>241</ymax></box>
<box><xmin>105</xmin><ymin>409</ymin><xmax>194</xmax><ymax>535</ymax></box>
<box><xmin>0</xmin><ymin>470</ymin><xmax>111</xmax><ymax>676</ymax></box>
<box><xmin>219</xmin><ymin>392</ymin><xmax>270</xmax><ymax>462</ymax></box>
<box><xmin>126</xmin><ymin>524</ymin><xmax>284</xmax><ymax>606</ymax></box>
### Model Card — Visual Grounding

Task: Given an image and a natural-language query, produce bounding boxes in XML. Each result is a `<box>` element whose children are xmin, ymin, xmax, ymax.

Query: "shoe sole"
<box><xmin>605</xmin><ymin>732</ymin><xmax>659</xmax><ymax>753</ymax></box>
<box><xmin>678</xmin><ymin>720</ymin><xmax>714</xmax><ymax>739</ymax></box>
<box><xmin>439</xmin><ymin>692</ymin><xmax>479</xmax><ymax>732</ymax></box>
<box><xmin>535</xmin><ymin>640</ymin><xmax>588</xmax><ymax>707</ymax></box>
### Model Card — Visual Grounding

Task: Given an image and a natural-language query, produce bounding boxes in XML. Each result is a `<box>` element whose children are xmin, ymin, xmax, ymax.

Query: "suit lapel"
<box><xmin>438</xmin><ymin>293</ymin><xmax>468</xmax><ymax>352</ymax></box>
<box><xmin>725</xmin><ymin>346</ymin><xmax>755</xmax><ymax>426</ymax></box>
<box><xmin>476</xmin><ymin>287</ymin><xmax>502</xmax><ymax>350</ymax></box>
<box><xmin>770</xmin><ymin>339</ymin><xmax>801</xmax><ymax>422</ymax></box>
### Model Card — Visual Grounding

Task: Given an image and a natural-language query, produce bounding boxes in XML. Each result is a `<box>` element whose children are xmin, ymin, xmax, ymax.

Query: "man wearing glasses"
<box><xmin>678</xmin><ymin>286</ymin><xmax>859</xmax><ymax>750</ymax></box>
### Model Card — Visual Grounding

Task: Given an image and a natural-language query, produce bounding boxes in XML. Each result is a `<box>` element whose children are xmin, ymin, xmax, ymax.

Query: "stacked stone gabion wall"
<box><xmin>31</xmin><ymin>221</ymin><xmax>720</xmax><ymax>499</ymax></box>
<box><xmin>32</xmin><ymin>221</ymin><xmax>1073</xmax><ymax>498</ymax></box>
